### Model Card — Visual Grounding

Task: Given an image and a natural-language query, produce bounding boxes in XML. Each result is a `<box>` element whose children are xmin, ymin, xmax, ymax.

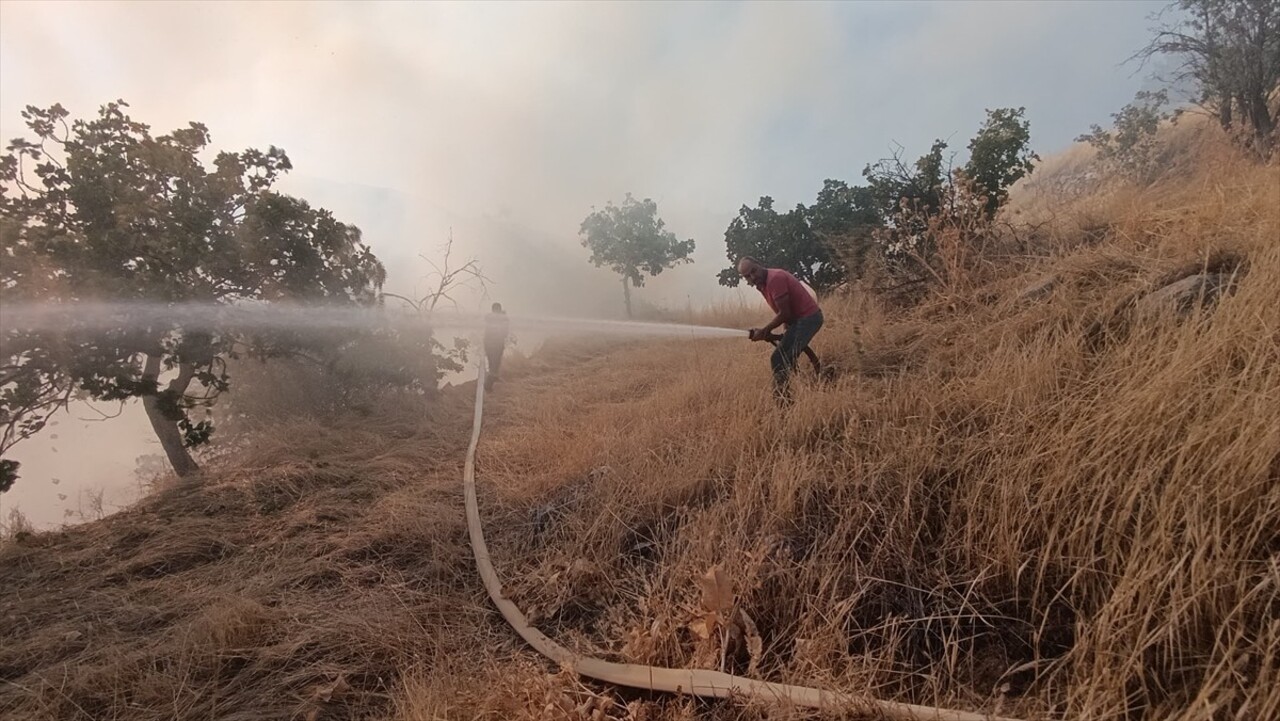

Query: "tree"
<box><xmin>1138</xmin><ymin>0</ymin><xmax>1280</xmax><ymax>155</ymax></box>
<box><xmin>964</xmin><ymin>107</ymin><xmax>1038</xmax><ymax>217</ymax></box>
<box><xmin>862</xmin><ymin>139</ymin><xmax>951</xmax><ymax>262</ymax></box>
<box><xmin>718</xmin><ymin>197</ymin><xmax>811</xmax><ymax>289</ymax></box>
<box><xmin>579</xmin><ymin>194</ymin><xmax>694</xmax><ymax>318</ymax></box>
<box><xmin>864</xmin><ymin>139</ymin><xmax>950</xmax><ymax>220</ymax></box>
<box><xmin>0</xmin><ymin>101</ymin><xmax>387</xmax><ymax>483</ymax></box>
<box><xmin>718</xmin><ymin>108</ymin><xmax>1036</xmax><ymax>298</ymax></box>
<box><xmin>863</xmin><ymin>108</ymin><xmax>1036</xmax><ymax>258</ymax></box>
<box><xmin>381</xmin><ymin>231</ymin><xmax>490</xmax><ymax>315</ymax></box>
<box><xmin>717</xmin><ymin>181</ymin><xmax>880</xmax><ymax>292</ymax></box>
<box><xmin>1078</xmin><ymin>90</ymin><xmax>1172</xmax><ymax>182</ymax></box>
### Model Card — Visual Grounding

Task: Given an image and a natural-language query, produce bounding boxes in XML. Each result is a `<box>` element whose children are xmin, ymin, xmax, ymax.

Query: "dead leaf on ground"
<box><xmin>687</xmin><ymin>615</ymin><xmax>714</xmax><ymax>641</ymax></box>
<box><xmin>312</xmin><ymin>673</ymin><xmax>351</xmax><ymax>703</ymax></box>
<box><xmin>698</xmin><ymin>565</ymin><xmax>734</xmax><ymax>616</ymax></box>
<box><xmin>688</xmin><ymin>564</ymin><xmax>733</xmax><ymax>637</ymax></box>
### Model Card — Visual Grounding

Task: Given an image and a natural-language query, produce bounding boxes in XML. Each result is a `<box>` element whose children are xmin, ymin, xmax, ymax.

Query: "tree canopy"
<box><xmin>1139</xmin><ymin>0</ymin><xmax>1280</xmax><ymax>156</ymax></box>
<box><xmin>716</xmin><ymin>182</ymin><xmax>879</xmax><ymax>293</ymax></box>
<box><xmin>0</xmin><ymin>101</ymin><xmax>387</xmax><ymax>483</ymax></box>
<box><xmin>964</xmin><ymin>107</ymin><xmax>1038</xmax><ymax>217</ymax></box>
<box><xmin>1078</xmin><ymin>90</ymin><xmax>1172</xmax><ymax>182</ymax></box>
<box><xmin>579</xmin><ymin>194</ymin><xmax>695</xmax><ymax>318</ymax></box>
<box><xmin>720</xmin><ymin>108</ymin><xmax>1037</xmax><ymax>292</ymax></box>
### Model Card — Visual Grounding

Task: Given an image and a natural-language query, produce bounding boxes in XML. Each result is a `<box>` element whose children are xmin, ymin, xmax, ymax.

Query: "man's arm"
<box><xmin>749</xmin><ymin>292</ymin><xmax>793</xmax><ymax>341</ymax></box>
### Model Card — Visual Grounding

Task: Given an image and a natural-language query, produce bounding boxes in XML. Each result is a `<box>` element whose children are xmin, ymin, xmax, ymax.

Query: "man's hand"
<box><xmin>748</xmin><ymin>328</ymin><xmax>766</xmax><ymax>342</ymax></box>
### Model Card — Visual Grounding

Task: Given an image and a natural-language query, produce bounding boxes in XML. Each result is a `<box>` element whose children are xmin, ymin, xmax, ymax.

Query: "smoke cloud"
<box><xmin>0</xmin><ymin>0</ymin><xmax>1163</xmax><ymax>526</ymax></box>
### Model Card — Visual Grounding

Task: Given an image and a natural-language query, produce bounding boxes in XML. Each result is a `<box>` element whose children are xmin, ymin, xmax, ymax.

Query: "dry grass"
<box><xmin>0</xmin><ymin>387</ymin><xmax>500</xmax><ymax>720</ymax></box>
<box><xmin>421</xmin><ymin>135</ymin><xmax>1278</xmax><ymax>720</ymax></box>
<box><xmin>2</xmin><ymin>129</ymin><xmax>1278</xmax><ymax>721</ymax></box>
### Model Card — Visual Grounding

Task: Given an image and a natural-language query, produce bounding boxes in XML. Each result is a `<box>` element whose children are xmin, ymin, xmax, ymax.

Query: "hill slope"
<box><xmin>3</xmin><ymin>131</ymin><xmax>1278</xmax><ymax>721</ymax></box>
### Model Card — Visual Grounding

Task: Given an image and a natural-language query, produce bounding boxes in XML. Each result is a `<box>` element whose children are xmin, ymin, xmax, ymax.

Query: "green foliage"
<box><xmin>580</xmin><ymin>194</ymin><xmax>694</xmax><ymax>317</ymax></box>
<box><xmin>717</xmin><ymin>197</ymin><xmax>813</xmax><ymax>288</ymax></box>
<box><xmin>860</xmin><ymin>138</ymin><xmax>966</xmax><ymax>275</ymax></box>
<box><xmin>720</xmin><ymin>108</ymin><xmax>1036</xmax><ymax>294</ymax></box>
<box><xmin>0</xmin><ymin>100</ymin><xmax>388</xmax><ymax>482</ymax></box>
<box><xmin>964</xmin><ymin>107</ymin><xmax>1038</xmax><ymax>217</ymax></box>
<box><xmin>211</xmin><ymin>325</ymin><xmax>466</xmax><ymax>447</ymax></box>
<box><xmin>0</xmin><ymin>460</ymin><xmax>16</xmax><ymax>493</ymax></box>
<box><xmin>1078</xmin><ymin>90</ymin><xmax>1171</xmax><ymax>183</ymax></box>
<box><xmin>717</xmin><ymin>180</ymin><xmax>880</xmax><ymax>292</ymax></box>
<box><xmin>327</xmin><ymin>326</ymin><xmax>467</xmax><ymax>400</ymax></box>
<box><xmin>865</xmin><ymin>140</ymin><xmax>949</xmax><ymax>218</ymax></box>
<box><xmin>808</xmin><ymin>179</ymin><xmax>883</xmax><ymax>240</ymax></box>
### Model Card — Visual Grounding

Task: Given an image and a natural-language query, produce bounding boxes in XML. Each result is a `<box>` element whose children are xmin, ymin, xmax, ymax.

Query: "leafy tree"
<box><xmin>864</xmin><ymin>108</ymin><xmax>1037</xmax><ymax>227</ymax></box>
<box><xmin>863</xmin><ymin>108</ymin><xmax>1037</xmax><ymax>257</ymax></box>
<box><xmin>0</xmin><ymin>101</ymin><xmax>387</xmax><ymax>483</ymax></box>
<box><xmin>0</xmin><ymin>460</ymin><xmax>15</xmax><ymax>494</ymax></box>
<box><xmin>854</xmin><ymin>109</ymin><xmax>1039</xmax><ymax>295</ymax></box>
<box><xmin>964</xmin><ymin>107</ymin><xmax>1038</xmax><ymax>217</ymax></box>
<box><xmin>718</xmin><ymin>197</ymin><xmax>811</xmax><ymax>288</ymax></box>
<box><xmin>807</xmin><ymin>179</ymin><xmax>882</xmax><ymax>239</ymax></box>
<box><xmin>864</xmin><ymin>140</ymin><xmax>949</xmax><ymax>218</ymax></box>
<box><xmin>579</xmin><ymin>194</ymin><xmax>694</xmax><ymax>318</ymax></box>
<box><xmin>862</xmin><ymin>139</ymin><xmax>951</xmax><ymax>261</ymax></box>
<box><xmin>1138</xmin><ymin>0</ymin><xmax>1280</xmax><ymax>155</ymax></box>
<box><xmin>719</xmin><ymin>108</ymin><xmax>1036</xmax><ymax>296</ymax></box>
<box><xmin>717</xmin><ymin>181</ymin><xmax>880</xmax><ymax>292</ymax></box>
<box><xmin>1078</xmin><ymin>90</ymin><xmax>1172</xmax><ymax>182</ymax></box>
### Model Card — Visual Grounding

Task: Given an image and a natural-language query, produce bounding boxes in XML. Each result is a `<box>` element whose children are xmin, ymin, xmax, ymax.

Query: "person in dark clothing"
<box><xmin>483</xmin><ymin>302</ymin><xmax>509</xmax><ymax>391</ymax></box>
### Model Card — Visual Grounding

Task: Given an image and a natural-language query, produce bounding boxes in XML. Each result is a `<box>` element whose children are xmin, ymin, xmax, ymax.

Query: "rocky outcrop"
<box><xmin>1137</xmin><ymin>272</ymin><xmax>1235</xmax><ymax>315</ymax></box>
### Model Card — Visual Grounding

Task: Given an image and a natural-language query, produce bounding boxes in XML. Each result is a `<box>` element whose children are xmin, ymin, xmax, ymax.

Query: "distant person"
<box><xmin>483</xmin><ymin>302</ymin><xmax>509</xmax><ymax>391</ymax></box>
<box><xmin>738</xmin><ymin>256</ymin><xmax>823</xmax><ymax>398</ymax></box>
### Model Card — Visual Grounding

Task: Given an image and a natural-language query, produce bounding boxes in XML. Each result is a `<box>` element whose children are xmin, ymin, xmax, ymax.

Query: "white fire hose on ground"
<box><xmin>463</xmin><ymin>358</ymin><xmax>1021</xmax><ymax>721</ymax></box>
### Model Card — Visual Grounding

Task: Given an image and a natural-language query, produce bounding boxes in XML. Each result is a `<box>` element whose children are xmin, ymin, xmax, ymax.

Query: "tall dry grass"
<box><xmin>403</xmin><ymin>137</ymin><xmax>1279</xmax><ymax>720</ymax></box>
<box><xmin>1</xmin><ymin>128</ymin><xmax>1276</xmax><ymax>721</ymax></box>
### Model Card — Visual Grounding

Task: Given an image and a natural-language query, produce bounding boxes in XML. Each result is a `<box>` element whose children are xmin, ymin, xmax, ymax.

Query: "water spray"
<box><xmin>0</xmin><ymin>301</ymin><xmax>745</xmax><ymax>341</ymax></box>
<box><xmin>1</xmin><ymin>302</ymin><xmax>824</xmax><ymax>377</ymax></box>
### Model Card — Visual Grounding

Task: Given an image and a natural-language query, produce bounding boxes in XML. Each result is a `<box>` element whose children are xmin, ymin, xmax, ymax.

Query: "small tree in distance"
<box><xmin>579</xmin><ymin>194</ymin><xmax>695</xmax><ymax>318</ymax></box>
<box><xmin>1078</xmin><ymin>90</ymin><xmax>1172</xmax><ymax>183</ymax></box>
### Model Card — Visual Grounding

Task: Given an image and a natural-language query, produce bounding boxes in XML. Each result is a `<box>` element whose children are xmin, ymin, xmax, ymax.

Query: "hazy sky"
<box><xmin>2</xmin><ymin>0</ymin><xmax>1167</xmax><ymax>316</ymax></box>
<box><xmin>2</xmin><ymin>1</ymin><xmax>1170</xmax><ymax>526</ymax></box>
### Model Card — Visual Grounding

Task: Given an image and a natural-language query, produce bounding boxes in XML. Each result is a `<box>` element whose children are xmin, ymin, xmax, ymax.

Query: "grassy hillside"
<box><xmin>2</xmin><ymin>123</ymin><xmax>1278</xmax><ymax>721</ymax></box>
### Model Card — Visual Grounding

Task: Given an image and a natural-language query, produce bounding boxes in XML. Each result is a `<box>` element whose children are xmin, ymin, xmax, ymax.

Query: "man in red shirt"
<box><xmin>737</xmin><ymin>256</ymin><xmax>824</xmax><ymax>397</ymax></box>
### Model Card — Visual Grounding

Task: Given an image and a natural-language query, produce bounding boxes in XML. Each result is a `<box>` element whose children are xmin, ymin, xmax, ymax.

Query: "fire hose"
<box><xmin>759</xmin><ymin>330</ymin><xmax>822</xmax><ymax>376</ymax></box>
<box><xmin>463</xmin><ymin>356</ymin><xmax>1020</xmax><ymax>720</ymax></box>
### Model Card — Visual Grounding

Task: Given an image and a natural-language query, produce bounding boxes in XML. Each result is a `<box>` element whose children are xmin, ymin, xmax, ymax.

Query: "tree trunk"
<box><xmin>141</xmin><ymin>355</ymin><xmax>199</xmax><ymax>477</ymax></box>
<box><xmin>1218</xmin><ymin>95</ymin><xmax>1233</xmax><ymax>130</ymax></box>
<box><xmin>622</xmin><ymin>276</ymin><xmax>633</xmax><ymax>319</ymax></box>
<box><xmin>1245</xmin><ymin>94</ymin><xmax>1274</xmax><ymax>157</ymax></box>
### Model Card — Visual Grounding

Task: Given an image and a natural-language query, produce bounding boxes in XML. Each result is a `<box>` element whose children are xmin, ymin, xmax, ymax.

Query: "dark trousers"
<box><xmin>484</xmin><ymin>342</ymin><xmax>504</xmax><ymax>390</ymax></box>
<box><xmin>771</xmin><ymin>310</ymin><xmax>824</xmax><ymax>393</ymax></box>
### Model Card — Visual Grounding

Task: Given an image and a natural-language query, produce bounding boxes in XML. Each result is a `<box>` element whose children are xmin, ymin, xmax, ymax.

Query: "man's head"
<box><xmin>491</xmin><ymin>302</ymin><xmax>503</xmax><ymax>313</ymax></box>
<box><xmin>737</xmin><ymin>256</ymin><xmax>767</xmax><ymax>288</ymax></box>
